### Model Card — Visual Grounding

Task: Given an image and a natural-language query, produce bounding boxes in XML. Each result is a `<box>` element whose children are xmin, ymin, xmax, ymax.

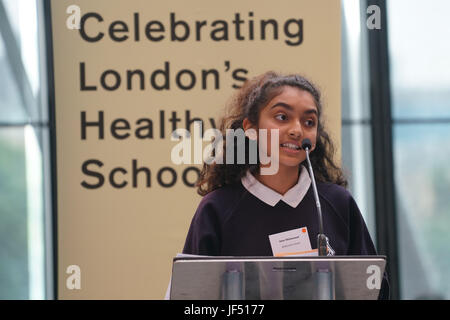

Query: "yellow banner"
<box><xmin>50</xmin><ymin>0</ymin><xmax>341</xmax><ymax>299</ymax></box>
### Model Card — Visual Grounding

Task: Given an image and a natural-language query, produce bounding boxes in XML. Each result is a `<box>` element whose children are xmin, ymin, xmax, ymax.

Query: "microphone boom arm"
<box><xmin>303</xmin><ymin>142</ymin><xmax>329</xmax><ymax>257</ymax></box>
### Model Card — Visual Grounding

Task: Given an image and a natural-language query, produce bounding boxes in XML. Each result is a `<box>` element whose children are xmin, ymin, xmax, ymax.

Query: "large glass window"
<box><xmin>0</xmin><ymin>0</ymin><xmax>52</xmax><ymax>299</ymax></box>
<box><xmin>341</xmin><ymin>0</ymin><xmax>377</xmax><ymax>240</ymax></box>
<box><xmin>388</xmin><ymin>0</ymin><xmax>450</xmax><ymax>299</ymax></box>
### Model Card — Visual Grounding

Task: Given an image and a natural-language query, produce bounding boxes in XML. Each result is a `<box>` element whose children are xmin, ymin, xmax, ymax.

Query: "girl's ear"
<box><xmin>242</xmin><ymin>117</ymin><xmax>253</xmax><ymax>131</ymax></box>
<box><xmin>243</xmin><ymin>118</ymin><xmax>258</xmax><ymax>140</ymax></box>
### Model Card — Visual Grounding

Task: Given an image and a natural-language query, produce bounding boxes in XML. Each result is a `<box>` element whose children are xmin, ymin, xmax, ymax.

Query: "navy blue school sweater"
<box><xmin>182</xmin><ymin>181</ymin><xmax>390</xmax><ymax>299</ymax></box>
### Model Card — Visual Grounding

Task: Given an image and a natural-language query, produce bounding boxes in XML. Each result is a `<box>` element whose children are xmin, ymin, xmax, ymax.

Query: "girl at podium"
<box><xmin>182</xmin><ymin>71</ymin><xmax>389</xmax><ymax>299</ymax></box>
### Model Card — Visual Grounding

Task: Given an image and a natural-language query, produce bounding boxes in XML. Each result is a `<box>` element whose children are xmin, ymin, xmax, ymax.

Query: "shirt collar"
<box><xmin>241</xmin><ymin>165</ymin><xmax>311</xmax><ymax>208</ymax></box>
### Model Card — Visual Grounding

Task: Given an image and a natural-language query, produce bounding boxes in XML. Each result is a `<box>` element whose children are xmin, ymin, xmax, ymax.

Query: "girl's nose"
<box><xmin>288</xmin><ymin>121</ymin><xmax>302</xmax><ymax>139</ymax></box>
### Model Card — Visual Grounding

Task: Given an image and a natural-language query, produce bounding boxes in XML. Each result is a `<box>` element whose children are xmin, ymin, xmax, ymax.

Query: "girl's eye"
<box><xmin>275</xmin><ymin>114</ymin><xmax>287</xmax><ymax>121</ymax></box>
<box><xmin>305</xmin><ymin>119</ymin><xmax>316</xmax><ymax>127</ymax></box>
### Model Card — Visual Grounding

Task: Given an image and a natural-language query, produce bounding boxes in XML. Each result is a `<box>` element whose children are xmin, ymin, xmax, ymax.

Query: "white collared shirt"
<box><xmin>241</xmin><ymin>165</ymin><xmax>311</xmax><ymax>208</ymax></box>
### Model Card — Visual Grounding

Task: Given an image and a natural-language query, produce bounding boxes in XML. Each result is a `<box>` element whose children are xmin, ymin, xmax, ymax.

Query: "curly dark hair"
<box><xmin>196</xmin><ymin>71</ymin><xmax>347</xmax><ymax>196</ymax></box>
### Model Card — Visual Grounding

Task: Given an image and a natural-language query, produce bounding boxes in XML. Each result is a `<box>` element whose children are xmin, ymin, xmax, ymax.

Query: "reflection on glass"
<box><xmin>0</xmin><ymin>0</ymin><xmax>47</xmax><ymax>299</ymax></box>
<box><xmin>24</xmin><ymin>125</ymin><xmax>45</xmax><ymax>300</ymax></box>
<box><xmin>0</xmin><ymin>35</ymin><xmax>26</xmax><ymax>122</ymax></box>
<box><xmin>341</xmin><ymin>0</ymin><xmax>376</xmax><ymax>241</ymax></box>
<box><xmin>0</xmin><ymin>128</ymin><xmax>29</xmax><ymax>299</ymax></box>
<box><xmin>0</xmin><ymin>126</ymin><xmax>46</xmax><ymax>300</ymax></box>
<box><xmin>0</xmin><ymin>0</ymin><xmax>42</xmax><ymax>123</ymax></box>
<box><xmin>394</xmin><ymin>125</ymin><xmax>450</xmax><ymax>299</ymax></box>
<box><xmin>388</xmin><ymin>0</ymin><xmax>450</xmax><ymax>300</ymax></box>
<box><xmin>388</xmin><ymin>0</ymin><xmax>450</xmax><ymax>120</ymax></box>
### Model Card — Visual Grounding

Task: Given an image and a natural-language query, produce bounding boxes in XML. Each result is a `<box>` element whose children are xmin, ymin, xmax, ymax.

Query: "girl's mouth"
<box><xmin>280</xmin><ymin>143</ymin><xmax>301</xmax><ymax>153</ymax></box>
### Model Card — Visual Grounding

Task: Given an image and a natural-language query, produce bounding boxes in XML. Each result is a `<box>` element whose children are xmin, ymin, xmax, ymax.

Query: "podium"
<box><xmin>170</xmin><ymin>256</ymin><xmax>386</xmax><ymax>300</ymax></box>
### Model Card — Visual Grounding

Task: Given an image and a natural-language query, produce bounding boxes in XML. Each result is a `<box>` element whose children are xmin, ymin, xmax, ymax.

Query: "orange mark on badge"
<box><xmin>302</xmin><ymin>228</ymin><xmax>306</xmax><ymax>233</ymax></box>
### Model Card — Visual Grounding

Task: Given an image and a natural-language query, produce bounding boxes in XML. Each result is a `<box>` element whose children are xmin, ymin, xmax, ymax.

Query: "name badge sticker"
<box><xmin>269</xmin><ymin>227</ymin><xmax>318</xmax><ymax>257</ymax></box>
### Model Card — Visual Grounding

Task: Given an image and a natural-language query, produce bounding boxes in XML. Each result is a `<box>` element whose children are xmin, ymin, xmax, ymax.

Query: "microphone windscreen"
<box><xmin>301</xmin><ymin>138</ymin><xmax>312</xmax><ymax>150</ymax></box>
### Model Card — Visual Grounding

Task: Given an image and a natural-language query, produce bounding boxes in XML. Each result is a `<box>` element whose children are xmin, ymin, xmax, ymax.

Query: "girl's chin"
<box><xmin>278</xmin><ymin>159</ymin><xmax>304</xmax><ymax>169</ymax></box>
<box><xmin>258</xmin><ymin>153</ymin><xmax>305</xmax><ymax>171</ymax></box>
<box><xmin>279</xmin><ymin>155</ymin><xmax>305</xmax><ymax>166</ymax></box>
<box><xmin>278</xmin><ymin>163</ymin><xmax>303</xmax><ymax>170</ymax></box>
<box><xmin>260</xmin><ymin>160</ymin><xmax>302</xmax><ymax>169</ymax></box>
